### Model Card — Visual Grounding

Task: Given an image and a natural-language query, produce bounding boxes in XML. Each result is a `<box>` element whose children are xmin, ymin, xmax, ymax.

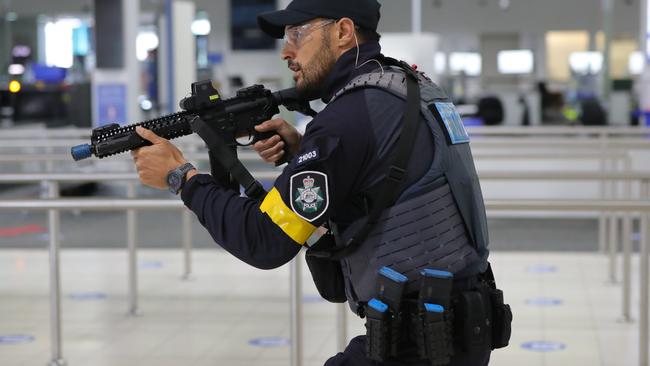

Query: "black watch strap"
<box><xmin>169</xmin><ymin>162</ymin><xmax>195</xmax><ymax>194</ymax></box>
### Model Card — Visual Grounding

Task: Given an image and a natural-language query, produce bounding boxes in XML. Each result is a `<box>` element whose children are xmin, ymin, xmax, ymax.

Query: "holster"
<box><xmin>455</xmin><ymin>289</ymin><xmax>490</xmax><ymax>353</ymax></box>
<box><xmin>304</xmin><ymin>233</ymin><xmax>347</xmax><ymax>303</ymax></box>
<box><xmin>488</xmin><ymin>288</ymin><xmax>512</xmax><ymax>349</ymax></box>
<box><xmin>480</xmin><ymin>264</ymin><xmax>513</xmax><ymax>350</ymax></box>
<box><xmin>455</xmin><ymin>272</ymin><xmax>512</xmax><ymax>353</ymax></box>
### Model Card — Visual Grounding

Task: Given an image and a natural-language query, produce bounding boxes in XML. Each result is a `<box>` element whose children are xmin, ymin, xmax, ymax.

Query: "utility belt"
<box><xmin>363</xmin><ymin>264</ymin><xmax>512</xmax><ymax>365</ymax></box>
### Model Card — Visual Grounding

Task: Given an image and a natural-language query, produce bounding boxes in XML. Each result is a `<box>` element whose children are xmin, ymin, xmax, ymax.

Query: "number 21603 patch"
<box><xmin>296</xmin><ymin>148</ymin><xmax>320</xmax><ymax>167</ymax></box>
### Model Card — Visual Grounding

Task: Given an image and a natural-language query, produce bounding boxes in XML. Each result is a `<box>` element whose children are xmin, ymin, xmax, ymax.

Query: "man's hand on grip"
<box><xmin>132</xmin><ymin>126</ymin><xmax>194</xmax><ymax>190</ymax></box>
<box><xmin>253</xmin><ymin>119</ymin><xmax>302</xmax><ymax>164</ymax></box>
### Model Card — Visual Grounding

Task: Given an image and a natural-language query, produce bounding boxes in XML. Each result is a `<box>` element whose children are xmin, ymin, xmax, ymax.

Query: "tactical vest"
<box><xmin>329</xmin><ymin>69</ymin><xmax>490</xmax><ymax>314</ymax></box>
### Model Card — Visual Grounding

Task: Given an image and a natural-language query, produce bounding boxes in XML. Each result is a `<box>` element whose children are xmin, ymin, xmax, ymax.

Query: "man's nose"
<box><xmin>281</xmin><ymin>43</ymin><xmax>295</xmax><ymax>60</ymax></box>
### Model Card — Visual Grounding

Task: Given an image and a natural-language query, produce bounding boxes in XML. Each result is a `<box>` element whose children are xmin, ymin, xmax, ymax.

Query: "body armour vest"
<box><xmin>329</xmin><ymin>69</ymin><xmax>490</xmax><ymax>315</ymax></box>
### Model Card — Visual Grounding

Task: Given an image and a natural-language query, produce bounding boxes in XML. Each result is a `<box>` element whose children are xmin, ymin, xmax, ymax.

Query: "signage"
<box><xmin>97</xmin><ymin>84</ymin><xmax>127</xmax><ymax>127</ymax></box>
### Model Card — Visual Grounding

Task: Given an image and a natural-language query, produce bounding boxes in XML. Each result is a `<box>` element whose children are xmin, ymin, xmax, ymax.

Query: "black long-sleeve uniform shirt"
<box><xmin>180</xmin><ymin>42</ymin><xmax>433</xmax><ymax>269</ymax></box>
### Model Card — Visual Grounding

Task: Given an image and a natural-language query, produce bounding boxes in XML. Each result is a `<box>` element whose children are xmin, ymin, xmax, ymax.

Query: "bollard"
<box><xmin>622</xmin><ymin>157</ymin><xmax>633</xmax><ymax>321</ymax></box>
<box><xmin>337</xmin><ymin>303</ymin><xmax>348</xmax><ymax>352</ymax></box>
<box><xmin>127</xmin><ymin>181</ymin><xmax>138</xmax><ymax>316</ymax></box>
<box><xmin>639</xmin><ymin>180</ymin><xmax>649</xmax><ymax>366</ymax></box>
<box><xmin>290</xmin><ymin>251</ymin><xmax>304</xmax><ymax>366</ymax></box>
<box><xmin>182</xmin><ymin>210</ymin><xmax>193</xmax><ymax>279</ymax></box>
<box><xmin>47</xmin><ymin>181</ymin><xmax>66</xmax><ymax>366</ymax></box>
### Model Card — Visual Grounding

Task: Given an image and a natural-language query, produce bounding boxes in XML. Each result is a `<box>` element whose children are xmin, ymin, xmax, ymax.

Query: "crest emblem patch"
<box><xmin>290</xmin><ymin>171</ymin><xmax>329</xmax><ymax>222</ymax></box>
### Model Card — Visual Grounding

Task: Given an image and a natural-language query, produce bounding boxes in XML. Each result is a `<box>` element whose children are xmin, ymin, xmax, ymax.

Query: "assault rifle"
<box><xmin>71</xmin><ymin>81</ymin><xmax>317</xmax><ymax>198</ymax></box>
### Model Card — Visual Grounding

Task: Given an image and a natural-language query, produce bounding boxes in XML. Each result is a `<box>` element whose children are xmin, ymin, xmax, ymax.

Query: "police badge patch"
<box><xmin>289</xmin><ymin>171</ymin><xmax>329</xmax><ymax>222</ymax></box>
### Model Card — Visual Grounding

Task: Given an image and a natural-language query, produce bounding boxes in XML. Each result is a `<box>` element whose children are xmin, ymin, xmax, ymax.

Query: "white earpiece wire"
<box><xmin>353</xmin><ymin>31</ymin><xmax>384</xmax><ymax>75</ymax></box>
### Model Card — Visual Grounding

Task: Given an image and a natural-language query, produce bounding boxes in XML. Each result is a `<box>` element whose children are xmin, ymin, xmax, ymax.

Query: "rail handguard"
<box><xmin>71</xmin><ymin>81</ymin><xmax>316</xmax><ymax>161</ymax></box>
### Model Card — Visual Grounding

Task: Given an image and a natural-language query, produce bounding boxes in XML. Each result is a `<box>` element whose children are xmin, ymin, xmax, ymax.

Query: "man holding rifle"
<box><xmin>131</xmin><ymin>0</ymin><xmax>510</xmax><ymax>364</ymax></box>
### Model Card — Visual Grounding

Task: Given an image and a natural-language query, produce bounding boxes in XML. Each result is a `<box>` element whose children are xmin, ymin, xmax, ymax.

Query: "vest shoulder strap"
<box><xmin>329</xmin><ymin>67</ymin><xmax>446</xmax><ymax>105</ymax></box>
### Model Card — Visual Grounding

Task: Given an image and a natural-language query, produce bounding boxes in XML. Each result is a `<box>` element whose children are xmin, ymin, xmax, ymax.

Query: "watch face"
<box><xmin>167</xmin><ymin>173</ymin><xmax>181</xmax><ymax>191</ymax></box>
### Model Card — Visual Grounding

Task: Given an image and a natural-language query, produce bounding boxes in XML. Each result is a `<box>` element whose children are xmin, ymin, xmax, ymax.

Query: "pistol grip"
<box><xmin>252</xmin><ymin>130</ymin><xmax>291</xmax><ymax>166</ymax></box>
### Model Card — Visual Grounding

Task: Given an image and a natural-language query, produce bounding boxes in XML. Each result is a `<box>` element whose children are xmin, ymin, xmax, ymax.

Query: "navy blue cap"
<box><xmin>257</xmin><ymin>0</ymin><xmax>381</xmax><ymax>39</ymax></box>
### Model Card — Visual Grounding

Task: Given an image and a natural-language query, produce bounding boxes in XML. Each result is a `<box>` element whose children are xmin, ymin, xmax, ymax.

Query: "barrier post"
<box><xmin>640</xmin><ymin>180</ymin><xmax>649</xmax><ymax>366</ymax></box>
<box><xmin>599</xmin><ymin>135</ymin><xmax>608</xmax><ymax>253</ymax></box>
<box><xmin>46</xmin><ymin>181</ymin><xmax>66</xmax><ymax>366</ymax></box>
<box><xmin>337</xmin><ymin>303</ymin><xmax>348</xmax><ymax>352</ymax></box>
<box><xmin>622</xmin><ymin>156</ymin><xmax>633</xmax><ymax>321</ymax></box>
<box><xmin>182</xmin><ymin>210</ymin><xmax>193</xmax><ymax>279</ymax></box>
<box><xmin>127</xmin><ymin>181</ymin><xmax>139</xmax><ymax>316</ymax></box>
<box><xmin>608</xmin><ymin>158</ymin><xmax>619</xmax><ymax>283</ymax></box>
<box><xmin>290</xmin><ymin>251</ymin><xmax>304</xmax><ymax>366</ymax></box>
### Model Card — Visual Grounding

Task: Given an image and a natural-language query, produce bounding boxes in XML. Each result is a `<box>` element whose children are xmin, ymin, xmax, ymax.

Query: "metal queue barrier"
<box><xmin>1</xmin><ymin>128</ymin><xmax>650</xmax><ymax>364</ymax></box>
<box><xmin>4</xmin><ymin>137</ymin><xmax>650</xmax><ymax>149</ymax></box>
<box><xmin>0</xmin><ymin>196</ymin><xmax>649</xmax><ymax>366</ymax></box>
<box><xmin>479</xmin><ymin>171</ymin><xmax>648</xmax><ymax>324</ymax></box>
<box><xmin>1</xmin><ymin>172</ymin><xmax>650</xmax><ymax>366</ymax></box>
<box><xmin>0</xmin><ymin>150</ymin><xmax>633</xmax><ymax>162</ymax></box>
<box><xmin>0</xmin><ymin>195</ymin><xmax>303</xmax><ymax>366</ymax></box>
<box><xmin>0</xmin><ymin>151</ymin><xmax>642</xmax><ymax>316</ymax></box>
<box><xmin>0</xmin><ymin>147</ymin><xmax>632</xmax><ymax>357</ymax></box>
<box><xmin>0</xmin><ymin>139</ymin><xmax>644</xmax><ymax>309</ymax></box>
<box><xmin>8</xmin><ymin>167</ymin><xmax>646</xmax><ymax>316</ymax></box>
<box><xmin>466</xmin><ymin>126</ymin><xmax>650</xmax><ymax>137</ymax></box>
<box><xmin>1</xmin><ymin>126</ymin><xmax>650</xmax><ymax>139</ymax></box>
<box><xmin>0</xmin><ymin>173</ymin><xmax>194</xmax><ymax>307</ymax></box>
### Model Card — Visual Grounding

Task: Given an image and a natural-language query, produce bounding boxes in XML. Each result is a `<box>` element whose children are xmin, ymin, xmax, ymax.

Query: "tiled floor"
<box><xmin>0</xmin><ymin>249</ymin><xmax>645</xmax><ymax>366</ymax></box>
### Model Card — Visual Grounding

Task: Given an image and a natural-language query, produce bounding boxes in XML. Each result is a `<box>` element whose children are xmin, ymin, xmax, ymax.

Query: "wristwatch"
<box><xmin>166</xmin><ymin>162</ymin><xmax>196</xmax><ymax>194</ymax></box>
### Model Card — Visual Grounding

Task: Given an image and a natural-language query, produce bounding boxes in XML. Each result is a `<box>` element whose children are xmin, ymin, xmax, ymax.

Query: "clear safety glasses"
<box><xmin>282</xmin><ymin>19</ymin><xmax>336</xmax><ymax>49</ymax></box>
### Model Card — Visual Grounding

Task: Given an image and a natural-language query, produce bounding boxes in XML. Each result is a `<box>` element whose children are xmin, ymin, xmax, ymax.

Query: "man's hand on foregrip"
<box><xmin>132</xmin><ymin>126</ymin><xmax>190</xmax><ymax>190</ymax></box>
<box><xmin>253</xmin><ymin>119</ymin><xmax>302</xmax><ymax>164</ymax></box>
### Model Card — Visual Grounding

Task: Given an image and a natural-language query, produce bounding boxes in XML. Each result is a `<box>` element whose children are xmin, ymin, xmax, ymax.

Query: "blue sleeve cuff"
<box><xmin>180</xmin><ymin>173</ymin><xmax>215</xmax><ymax>208</ymax></box>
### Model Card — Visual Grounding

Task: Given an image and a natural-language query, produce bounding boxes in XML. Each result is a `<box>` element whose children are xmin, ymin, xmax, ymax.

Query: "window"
<box><xmin>449</xmin><ymin>52</ymin><xmax>481</xmax><ymax>76</ymax></box>
<box><xmin>498</xmin><ymin>49</ymin><xmax>534</xmax><ymax>74</ymax></box>
<box><xmin>545</xmin><ymin>31</ymin><xmax>589</xmax><ymax>81</ymax></box>
<box><xmin>231</xmin><ymin>0</ymin><xmax>276</xmax><ymax>50</ymax></box>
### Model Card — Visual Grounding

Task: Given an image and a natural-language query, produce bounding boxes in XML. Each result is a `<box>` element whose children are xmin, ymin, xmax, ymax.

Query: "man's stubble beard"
<box><xmin>295</xmin><ymin>32</ymin><xmax>337</xmax><ymax>100</ymax></box>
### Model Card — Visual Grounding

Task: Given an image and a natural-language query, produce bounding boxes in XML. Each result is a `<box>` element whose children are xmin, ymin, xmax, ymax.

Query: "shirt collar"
<box><xmin>320</xmin><ymin>41</ymin><xmax>384</xmax><ymax>103</ymax></box>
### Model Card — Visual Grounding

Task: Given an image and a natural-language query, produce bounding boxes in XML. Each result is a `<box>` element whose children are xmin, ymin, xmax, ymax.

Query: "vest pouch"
<box><xmin>455</xmin><ymin>290</ymin><xmax>490</xmax><ymax>353</ymax></box>
<box><xmin>489</xmin><ymin>288</ymin><xmax>512</xmax><ymax>349</ymax></box>
<box><xmin>305</xmin><ymin>233</ymin><xmax>347</xmax><ymax>303</ymax></box>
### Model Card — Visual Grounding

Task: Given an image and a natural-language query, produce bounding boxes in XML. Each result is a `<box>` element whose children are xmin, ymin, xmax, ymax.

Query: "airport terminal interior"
<box><xmin>1</xmin><ymin>0</ymin><xmax>650</xmax><ymax>365</ymax></box>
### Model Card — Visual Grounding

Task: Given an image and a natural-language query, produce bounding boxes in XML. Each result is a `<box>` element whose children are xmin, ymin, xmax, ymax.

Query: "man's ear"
<box><xmin>334</xmin><ymin>18</ymin><xmax>357</xmax><ymax>49</ymax></box>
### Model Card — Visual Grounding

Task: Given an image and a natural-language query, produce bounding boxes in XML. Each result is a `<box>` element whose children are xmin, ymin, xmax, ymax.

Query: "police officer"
<box><xmin>131</xmin><ymin>0</ymin><xmax>508</xmax><ymax>364</ymax></box>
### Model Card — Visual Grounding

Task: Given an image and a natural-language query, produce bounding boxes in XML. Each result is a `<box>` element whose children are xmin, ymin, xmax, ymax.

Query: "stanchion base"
<box><xmin>617</xmin><ymin>316</ymin><xmax>634</xmax><ymax>324</ymax></box>
<box><xmin>48</xmin><ymin>358</ymin><xmax>66</xmax><ymax>366</ymax></box>
<box><xmin>181</xmin><ymin>274</ymin><xmax>194</xmax><ymax>281</ymax></box>
<box><xmin>127</xmin><ymin>309</ymin><xmax>142</xmax><ymax>317</ymax></box>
